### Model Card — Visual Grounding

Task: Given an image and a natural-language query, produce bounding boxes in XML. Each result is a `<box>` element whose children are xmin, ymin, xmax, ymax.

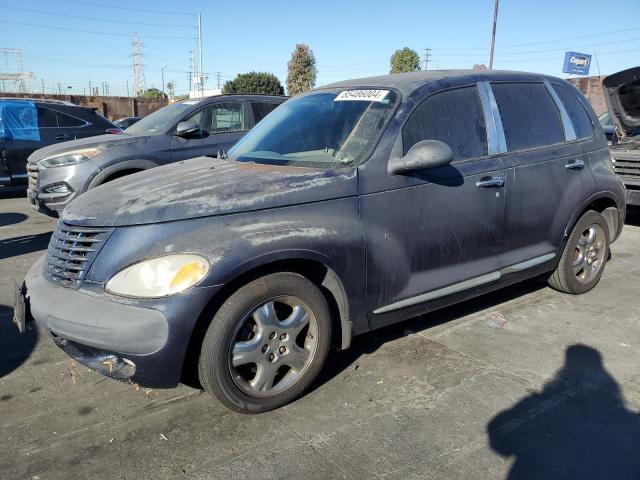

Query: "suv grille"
<box><xmin>612</xmin><ymin>153</ymin><xmax>640</xmax><ymax>178</ymax></box>
<box><xmin>43</xmin><ymin>222</ymin><xmax>114</xmax><ymax>288</ymax></box>
<box><xmin>27</xmin><ymin>164</ymin><xmax>39</xmax><ymax>189</ymax></box>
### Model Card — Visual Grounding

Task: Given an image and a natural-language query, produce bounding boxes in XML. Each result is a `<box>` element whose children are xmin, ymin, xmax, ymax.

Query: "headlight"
<box><xmin>105</xmin><ymin>254</ymin><xmax>210</xmax><ymax>298</ymax></box>
<box><xmin>38</xmin><ymin>148</ymin><xmax>101</xmax><ymax>168</ymax></box>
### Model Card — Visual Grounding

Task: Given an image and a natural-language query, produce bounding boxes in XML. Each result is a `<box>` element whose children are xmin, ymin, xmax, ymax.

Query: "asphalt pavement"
<box><xmin>2</xmin><ymin>185</ymin><xmax>640</xmax><ymax>480</ymax></box>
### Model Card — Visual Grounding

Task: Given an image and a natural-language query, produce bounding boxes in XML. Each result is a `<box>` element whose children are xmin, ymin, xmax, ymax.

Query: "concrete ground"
<box><xmin>1</xmin><ymin>186</ymin><xmax>640</xmax><ymax>480</ymax></box>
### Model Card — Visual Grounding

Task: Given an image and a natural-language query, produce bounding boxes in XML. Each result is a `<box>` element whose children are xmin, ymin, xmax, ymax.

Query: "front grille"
<box><xmin>27</xmin><ymin>164</ymin><xmax>39</xmax><ymax>190</ymax></box>
<box><xmin>612</xmin><ymin>154</ymin><xmax>640</xmax><ymax>178</ymax></box>
<box><xmin>43</xmin><ymin>222</ymin><xmax>114</xmax><ymax>288</ymax></box>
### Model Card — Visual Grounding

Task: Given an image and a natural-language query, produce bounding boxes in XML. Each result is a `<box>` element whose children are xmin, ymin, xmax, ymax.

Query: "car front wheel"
<box><xmin>198</xmin><ymin>272</ymin><xmax>332</xmax><ymax>413</ymax></box>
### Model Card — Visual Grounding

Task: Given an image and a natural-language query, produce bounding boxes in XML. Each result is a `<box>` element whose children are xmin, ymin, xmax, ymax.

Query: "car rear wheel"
<box><xmin>549</xmin><ymin>210</ymin><xmax>610</xmax><ymax>294</ymax></box>
<box><xmin>198</xmin><ymin>272</ymin><xmax>332</xmax><ymax>413</ymax></box>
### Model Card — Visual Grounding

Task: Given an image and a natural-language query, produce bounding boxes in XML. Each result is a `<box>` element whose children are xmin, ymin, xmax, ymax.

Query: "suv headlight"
<box><xmin>105</xmin><ymin>254</ymin><xmax>210</xmax><ymax>298</ymax></box>
<box><xmin>38</xmin><ymin>148</ymin><xmax>101</xmax><ymax>168</ymax></box>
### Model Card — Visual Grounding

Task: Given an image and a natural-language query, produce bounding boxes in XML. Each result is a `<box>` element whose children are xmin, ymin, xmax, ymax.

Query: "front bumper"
<box><xmin>23</xmin><ymin>256</ymin><xmax>217</xmax><ymax>388</ymax></box>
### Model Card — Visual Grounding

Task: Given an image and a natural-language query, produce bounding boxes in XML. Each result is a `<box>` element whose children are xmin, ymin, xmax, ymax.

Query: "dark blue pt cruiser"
<box><xmin>16</xmin><ymin>70</ymin><xmax>626</xmax><ymax>413</ymax></box>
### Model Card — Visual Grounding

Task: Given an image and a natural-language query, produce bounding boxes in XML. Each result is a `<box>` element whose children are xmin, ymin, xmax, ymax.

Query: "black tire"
<box><xmin>198</xmin><ymin>272</ymin><xmax>332</xmax><ymax>413</ymax></box>
<box><xmin>549</xmin><ymin>210</ymin><xmax>610</xmax><ymax>294</ymax></box>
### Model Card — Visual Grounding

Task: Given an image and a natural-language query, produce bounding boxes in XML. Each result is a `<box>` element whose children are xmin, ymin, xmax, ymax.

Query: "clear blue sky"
<box><xmin>1</xmin><ymin>0</ymin><xmax>639</xmax><ymax>96</ymax></box>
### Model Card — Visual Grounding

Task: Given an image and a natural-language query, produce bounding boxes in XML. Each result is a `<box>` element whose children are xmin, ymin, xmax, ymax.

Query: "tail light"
<box><xmin>105</xmin><ymin>128</ymin><xmax>123</xmax><ymax>135</ymax></box>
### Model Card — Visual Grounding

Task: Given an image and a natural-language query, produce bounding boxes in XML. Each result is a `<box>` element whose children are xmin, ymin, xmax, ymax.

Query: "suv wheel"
<box><xmin>549</xmin><ymin>210</ymin><xmax>610</xmax><ymax>294</ymax></box>
<box><xmin>198</xmin><ymin>272</ymin><xmax>332</xmax><ymax>413</ymax></box>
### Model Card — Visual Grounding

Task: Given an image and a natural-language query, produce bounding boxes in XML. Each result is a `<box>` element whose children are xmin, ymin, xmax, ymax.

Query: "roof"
<box><xmin>321</xmin><ymin>69</ymin><xmax>558</xmax><ymax>96</ymax></box>
<box><xmin>0</xmin><ymin>97</ymin><xmax>76</xmax><ymax>106</ymax></box>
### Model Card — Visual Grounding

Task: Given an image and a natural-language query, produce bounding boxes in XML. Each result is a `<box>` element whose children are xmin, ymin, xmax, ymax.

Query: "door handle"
<box><xmin>54</xmin><ymin>134</ymin><xmax>70</xmax><ymax>141</ymax></box>
<box><xmin>476</xmin><ymin>176</ymin><xmax>505</xmax><ymax>188</ymax></box>
<box><xmin>566</xmin><ymin>159</ymin><xmax>585</xmax><ymax>170</ymax></box>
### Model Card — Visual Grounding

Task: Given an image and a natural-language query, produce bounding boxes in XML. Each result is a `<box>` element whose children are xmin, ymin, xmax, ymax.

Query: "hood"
<box><xmin>63</xmin><ymin>157</ymin><xmax>358</xmax><ymax>227</ymax></box>
<box><xmin>603</xmin><ymin>67</ymin><xmax>640</xmax><ymax>137</ymax></box>
<box><xmin>27</xmin><ymin>133</ymin><xmax>151</xmax><ymax>164</ymax></box>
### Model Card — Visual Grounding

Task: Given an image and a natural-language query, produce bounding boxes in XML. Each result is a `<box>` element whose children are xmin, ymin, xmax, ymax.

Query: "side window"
<box><xmin>251</xmin><ymin>102</ymin><xmax>279</xmax><ymax>124</ymax></box>
<box><xmin>552</xmin><ymin>84</ymin><xmax>594</xmax><ymax>139</ymax></box>
<box><xmin>402</xmin><ymin>86</ymin><xmax>488</xmax><ymax>161</ymax></box>
<box><xmin>37</xmin><ymin>106</ymin><xmax>58</xmax><ymax>128</ymax></box>
<box><xmin>56</xmin><ymin>111</ymin><xmax>86</xmax><ymax>128</ymax></box>
<box><xmin>184</xmin><ymin>109</ymin><xmax>207</xmax><ymax>130</ymax></box>
<box><xmin>208</xmin><ymin>103</ymin><xmax>245</xmax><ymax>133</ymax></box>
<box><xmin>491</xmin><ymin>82</ymin><xmax>564</xmax><ymax>150</ymax></box>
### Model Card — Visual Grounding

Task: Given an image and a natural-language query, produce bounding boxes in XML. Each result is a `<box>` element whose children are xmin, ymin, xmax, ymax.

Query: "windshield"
<box><xmin>125</xmin><ymin>100</ymin><xmax>201</xmax><ymax>135</ymax></box>
<box><xmin>229</xmin><ymin>89</ymin><xmax>399</xmax><ymax>167</ymax></box>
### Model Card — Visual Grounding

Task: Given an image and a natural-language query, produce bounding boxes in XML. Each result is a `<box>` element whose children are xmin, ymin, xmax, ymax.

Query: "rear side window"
<box><xmin>552</xmin><ymin>84</ymin><xmax>594</xmax><ymax>139</ymax></box>
<box><xmin>208</xmin><ymin>103</ymin><xmax>245</xmax><ymax>133</ymax></box>
<box><xmin>402</xmin><ymin>86</ymin><xmax>487</xmax><ymax>161</ymax></box>
<box><xmin>37</xmin><ymin>106</ymin><xmax>58</xmax><ymax>128</ymax></box>
<box><xmin>251</xmin><ymin>102</ymin><xmax>279</xmax><ymax>124</ymax></box>
<box><xmin>56</xmin><ymin>111</ymin><xmax>86</xmax><ymax>127</ymax></box>
<box><xmin>491</xmin><ymin>82</ymin><xmax>564</xmax><ymax>150</ymax></box>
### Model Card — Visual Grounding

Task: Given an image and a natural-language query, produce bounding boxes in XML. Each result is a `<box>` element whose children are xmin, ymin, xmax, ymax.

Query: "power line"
<box><xmin>0</xmin><ymin>5</ymin><xmax>194</xmax><ymax>27</ymax></box>
<box><xmin>434</xmin><ymin>26</ymin><xmax>640</xmax><ymax>51</ymax></box>
<box><xmin>3</xmin><ymin>20</ymin><xmax>196</xmax><ymax>40</ymax></box>
<box><xmin>56</xmin><ymin>0</ymin><xmax>195</xmax><ymax>16</ymax></box>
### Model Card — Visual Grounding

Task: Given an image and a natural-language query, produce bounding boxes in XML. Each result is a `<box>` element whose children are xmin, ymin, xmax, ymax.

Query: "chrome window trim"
<box><xmin>544</xmin><ymin>79</ymin><xmax>577</xmax><ymax>142</ymax></box>
<box><xmin>480</xmin><ymin>81</ymin><xmax>507</xmax><ymax>153</ymax></box>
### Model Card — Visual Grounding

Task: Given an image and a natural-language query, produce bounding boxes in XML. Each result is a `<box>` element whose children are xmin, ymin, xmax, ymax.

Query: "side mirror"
<box><xmin>175</xmin><ymin>120</ymin><xmax>201</xmax><ymax>138</ymax></box>
<box><xmin>388</xmin><ymin>139</ymin><xmax>453</xmax><ymax>175</ymax></box>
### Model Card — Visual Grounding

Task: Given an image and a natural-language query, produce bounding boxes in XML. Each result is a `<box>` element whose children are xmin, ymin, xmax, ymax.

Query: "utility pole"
<box><xmin>594</xmin><ymin>51</ymin><xmax>602</xmax><ymax>77</ymax></box>
<box><xmin>57</xmin><ymin>82</ymin><xmax>62</xmax><ymax>95</ymax></box>
<box><xmin>216</xmin><ymin>72</ymin><xmax>222</xmax><ymax>89</ymax></box>
<box><xmin>489</xmin><ymin>0</ymin><xmax>500</xmax><ymax>69</ymax></box>
<box><xmin>41</xmin><ymin>78</ymin><xmax>45</xmax><ymax>94</ymax></box>
<box><xmin>89</xmin><ymin>81</ymin><xmax>92</xmax><ymax>97</ymax></box>
<box><xmin>126</xmin><ymin>80</ymin><xmax>129</xmax><ymax>97</ymax></box>
<box><xmin>197</xmin><ymin>13</ymin><xmax>204</xmax><ymax>97</ymax></box>
<box><xmin>423</xmin><ymin>48</ymin><xmax>432</xmax><ymax>70</ymax></box>
<box><xmin>161</xmin><ymin>64</ymin><xmax>167</xmax><ymax>99</ymax></box>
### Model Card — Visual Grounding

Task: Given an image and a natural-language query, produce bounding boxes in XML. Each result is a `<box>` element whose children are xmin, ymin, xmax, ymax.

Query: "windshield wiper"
<box><xmin>214</xmin><ymin>148</ymin><xmax>228</xmax><ymax>159</ymax></box>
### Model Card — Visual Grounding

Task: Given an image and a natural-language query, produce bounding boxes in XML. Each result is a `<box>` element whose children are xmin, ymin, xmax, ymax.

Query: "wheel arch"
<box><xmin>88</xmin><ymin>159</ymin><xmax>157</xmax><ymax>189</ymax></box>
<box><xmin>563</xmin><ymin>192</ymin><xmax>624</xmax><ymax>250</ymax></box>
<box><xmin>180</xmin><ymin>256</ymin><xmax>352</xmax><ymax>386</ymax></box>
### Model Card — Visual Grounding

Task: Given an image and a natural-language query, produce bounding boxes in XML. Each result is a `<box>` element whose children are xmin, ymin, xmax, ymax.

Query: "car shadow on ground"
<box><xmin>0</xmin><ymin>304</ymin><xmax>38</xmax><ymax>380</ymax></box>
<box><xmin>0</xmin><ymin>232</ymin><xmax>51</xmax><ymax>260</ymax></box>
<box><xmin>487</xmin><ymin>344</ymin><xmax>640</xmax><ymax>479</ymax></box>
<box><xmin>316</xmin><ymin>276</ymin><xmax>548</xmax><ymax>390</ymax></box>
<box><xmin>0</xmin><ymin>212</ymin><xmax>28</xmax><ymax>227</ymax></box>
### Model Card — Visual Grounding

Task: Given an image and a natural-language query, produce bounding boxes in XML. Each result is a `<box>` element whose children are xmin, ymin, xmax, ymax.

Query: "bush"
<box><xmin>222</xmin><ymin>72</ymin><xmax>285</xmax><ymax>95</ymax></box>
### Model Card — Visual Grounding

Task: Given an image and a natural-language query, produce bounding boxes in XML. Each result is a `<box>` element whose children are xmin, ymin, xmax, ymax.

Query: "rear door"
<box><xmin>361</xmin><ymin>85</ymin><xmax>506</xmax><ymax>327</ymax></box>
<box><xmin>201</xmin><ymin>101</ymin><xmax>247</xmax><ymax>156</ymax></box>
<box><xmin>494</xmin><ymin>81</ymin><xmax>594</xmax><ymax>271</ymax></box>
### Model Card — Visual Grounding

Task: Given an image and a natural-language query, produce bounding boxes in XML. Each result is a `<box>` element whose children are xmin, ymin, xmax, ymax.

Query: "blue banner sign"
<box><xmin>563</xmin><ymin>51</ymin><xmax>592</xmax><ymax>76</ymax></box>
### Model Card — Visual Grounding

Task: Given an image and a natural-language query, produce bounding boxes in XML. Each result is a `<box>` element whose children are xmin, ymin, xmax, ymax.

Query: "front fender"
<box><xmin>87</xmin><ymin>197</ymin><xmax>367</xmax><ymax>346</ymax></box>
<box><xmin>88</xmin><ymin>159</ymin><xmax>158</xmax><ymax>189</ymax></box>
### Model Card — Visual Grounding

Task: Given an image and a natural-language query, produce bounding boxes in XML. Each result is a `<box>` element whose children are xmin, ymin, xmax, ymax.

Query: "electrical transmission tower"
<box><xmin>0</xmin><ymin>48</ymin><xmax>35</xmax><ymax>93</ymax></box>
<box><xmin>131</xmin><ymin>33</ymin><xmax>147</xmax><ymax>97</ymax></box>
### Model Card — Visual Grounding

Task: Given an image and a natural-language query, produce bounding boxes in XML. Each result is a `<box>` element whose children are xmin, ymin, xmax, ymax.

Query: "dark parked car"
<box><xmin>0</xmin><ymin>98</ymin><xmax>120</xmax><ymax>187</ymax></box>
<box><xmin>113</xmin><ymin>116</ymin><xmax>140</xmax><ymax>129</ymax></box>
<box><xmin>17</xmin><ymin>70</ymin><xmax>625</xmax><ymax>413</ymax></box>
<box><xmin>603</xmin><ymin>67</ymin><xmax>640</xmax><ymax>206</ymax></box>
<box><xmin>26</xmin><ymin>94</ymin><xmax>286</xmax><ymax>216</ymax></box>
<box><xmin>598</xmin><ymin>111</ymin><xmax>617</xmax><ymax>143</ymax></box>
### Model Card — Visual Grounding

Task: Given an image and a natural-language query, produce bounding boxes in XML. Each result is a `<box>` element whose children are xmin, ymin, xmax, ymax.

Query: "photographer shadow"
<box><xmin>488</xmin><ymin>344</ymin><xmax>640</xmax><ymax>479</ymax></box>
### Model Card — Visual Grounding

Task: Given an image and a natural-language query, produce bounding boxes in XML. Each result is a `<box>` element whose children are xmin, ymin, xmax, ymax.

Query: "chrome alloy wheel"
<box><xmin>228</xmin><ymin>296</ymin><xmax>319</xmax><ymax>396</ymax></box>
<box><xmin>573</xmin><ymin>224</ymin><xmax>606</xmax><ymax>284</ymax></box>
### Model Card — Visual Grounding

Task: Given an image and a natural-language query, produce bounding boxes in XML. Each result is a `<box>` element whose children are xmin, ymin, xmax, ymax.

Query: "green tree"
<box><xmin>142</xmin><ymin>87</ymin><xmax>166</xmax><ymax>100</ymax></box>
<box><xmin>286</xmin><ymin>44</ymin><xmax>317</xmax><ymax>96</ymax></box>
<box><xmin>389</xmin><ymin>47</ymin><xmax>421</xmax><ymax>74</ymax></box>
<box><xmin>222</xmin><ymin>72</ymin><xmax>285</xmax><ymax>95</ymax></box>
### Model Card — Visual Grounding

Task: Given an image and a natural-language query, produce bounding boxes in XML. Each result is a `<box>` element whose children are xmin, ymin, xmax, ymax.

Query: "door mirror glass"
<box><xmin>388</xmin><ymin>139</ymin><xmax>453</xmax><ymax>175</ymax></box>
<box><xmin>175</xmin><ymin>120</ymin><xmax>201</xmax><ymax>138</ymax></box>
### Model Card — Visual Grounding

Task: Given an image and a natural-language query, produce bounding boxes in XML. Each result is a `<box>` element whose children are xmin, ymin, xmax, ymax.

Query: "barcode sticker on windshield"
<box><xmin>335</xmin><ymin>90</ymin><xmax>389</xmax><ymax>102</ymax></box>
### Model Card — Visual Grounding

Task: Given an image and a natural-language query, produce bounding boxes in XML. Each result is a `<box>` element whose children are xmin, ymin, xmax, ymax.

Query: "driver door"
<box><xmin>360</xmin><ymin>85</ymin><xmax>506</xmax><ymax>327</ymax></box>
